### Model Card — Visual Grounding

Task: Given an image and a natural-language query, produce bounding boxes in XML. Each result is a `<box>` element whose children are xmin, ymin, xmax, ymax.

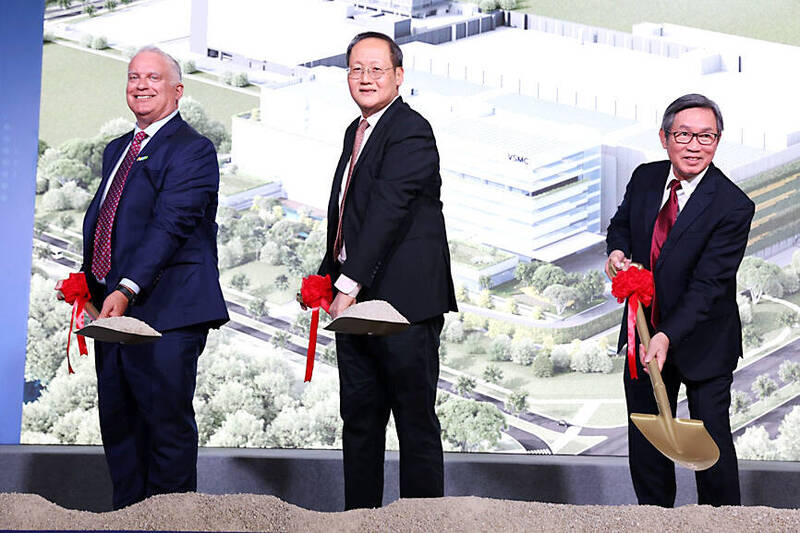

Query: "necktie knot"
<box><xmin>668</xmin><ymin>178</ymin><xmax>682</xmax><ymax>193</ymax></box>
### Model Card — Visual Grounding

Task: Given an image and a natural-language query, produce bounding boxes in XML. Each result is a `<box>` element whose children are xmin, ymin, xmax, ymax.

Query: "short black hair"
<box><xmin>346</xmin><ymin>32</ymin><xmax>403</xmax><ymax>68</ymax></box>
<box><xmin>661</xmin><ymin>93</ymin><xmax>724</xmax><ymax>134</ymax></box>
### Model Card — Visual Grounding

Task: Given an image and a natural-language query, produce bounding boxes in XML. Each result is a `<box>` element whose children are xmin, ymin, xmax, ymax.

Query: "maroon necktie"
<box><xmin>90</xmin><ymin>131</ymin><xmax>148</xmax><ymax>280</ymax></box>
<box><xmin>649</xmin><ymin>178</ymin><xmax>682</xmax><ymax>326</ymax></box>
<box><xmin>333</xmin><ymin>119</ymin><xmax>369</xmax><ymax>261</ymax></box>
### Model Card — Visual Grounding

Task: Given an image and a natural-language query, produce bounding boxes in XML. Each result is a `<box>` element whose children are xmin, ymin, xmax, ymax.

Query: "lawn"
<box><xmin>220</xmin><ymin>261</ymin><xmax>299</xmax><ymax>305</ymax></box>
<box><xmin>39</xmin><ymin>43</ymin><xmax>259</xmax><ymax>147</ymax></box>
<box><xmin>219</xmin><ymin>174</ymin><xmax>272</xmax><ymax>197</ymax></box>
<box><xmin>483</xmin><ymin>0</ymin><xmax>800</xmax><ymax>47</ymax></box>
<box><xmin>444</xmin><ymin>338</ymin><xmax>625</xmax><ymax>406</ymax></box>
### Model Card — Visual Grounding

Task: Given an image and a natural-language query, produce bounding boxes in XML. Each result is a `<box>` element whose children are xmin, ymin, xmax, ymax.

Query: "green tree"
<box><xmin>104</xmin><ymin>0</ymin><xmax>118</xmax><ymax>10</ymax></box>
<box><xmin>778</xmin><ymin>360</ymin><xmax>800</xmax><ymax>384</ymax></box>
<box><xmin>489</xmin><ymin>334</ymin><xmax>512</xmax><ymax>361</ymax></box>
<box><xmin>776</xmin><ymin>406</ymin><xmax>800</xmax><ymax>460</ymax></box>
<box><xmin>478</xmin><ymin>275</ymin><xmax>492</xmax><ymax>290</ymax></box>
<box><xmin>438</xmin><ymin>342</ymin><xmax>447</xmax><ymax>363</ymax></box>
<box><xmin>293</xmin><ymin>312</ymin><xmax>311</xmax><ymax>336</ymax></box>
<box><xmin>57</xmin><ymin>213</ymin><xmax>74</xmax><ymax>231</ymax></box>
<box><xmin>531</xmin><ymin>264</ymin><xmax>568</xmax><ymax>292</ymax></box>
<box><xmin>274</xmin><ymin>274</ymin><xmax>290</xmax><ymax>291</ymax></box>
<box><xmin>455</xmin><ymin>375</ymin><xmax>477</xmax><ymax>397</ymax></box>
<box><xmin>58</xmin><ymin>0</ymin><xmax>72</xmax><ymax>8</ymax></box>
<box><xmin>737</xmin><ymin>256</ymin><xmax>780</xmax><ymax>305</ymax></box>
<box><xmin>735</xmin><ymin>426</ymin><xmax>778</xmax><ymax>461</ymax></box>
<box><xmin>456</xmin><ymin>284</ymin><xmax>470</xmax><ymax>304</ymax></box>
<box><xmin>478</xmin><ymin>289</ymin><xmax>493</xmax><ymax>309</ymax></box>
<box><xmin>478</xmin><ymin>0</ymin><xmax>498</xmax><ymax>12</ymax></box>
<box><xmin>751</xmin><ymin>374</ymin><xmax>778</xmax><ymax>401</ymax></box>
<box><xmin>498</xmin><ymin>0</ymin><xmax>517</xmax><ymax>9</ymax></box>
<box><xmin>270</xmin><ymin>331</ymin><xmax>289</xmax><ymax>350</ymax></box>
<box><xmin>531</xmin><ymin>352</ymin><xmax>554</xmax><ymax>377</ymax></box>
<box><xmin>506</xmin><ymin>390</ymin><xmax>528</xmax><ymax>414</ymax></box>
<box><xmin>482</xmin><ymin>364</ymin><xmax>503</xmax><ymax>384</ymax></box>
<box><xmin>438</xmin><ymin>397</ymin><xmax>506</xmax><ymax>452</ymax></box>
<box><xmin>247</xmin><ymin>297</ymin><xmax>269</xmax><ymax>319</ymax></box>
<box><xmin>543</xmin><ymin>284</ymin><xmax>579</xmax><ymax>315</ymax></box>
<box><xmin>503</xmin><ymin>298</ymin><xmax>519</xmax><ymax>315</ymax></box>
<box><xmin>230</xmin><ymin>273</ymin><xmax>251</xmax><ymax>292</ymax></box>
<box><xmin>729</xmin><ymin>389</ymin><xmax>752</xmax><ymax>415</ymax></box>
<box><xmin>514</xmin><ymin>260</ymin><xmax>541</xmax><ymax>286</ymax></box>
<box><xmin>179</xmin><ymin>96</ymin><xmax>231</xmax><ymax>151</ymax></box>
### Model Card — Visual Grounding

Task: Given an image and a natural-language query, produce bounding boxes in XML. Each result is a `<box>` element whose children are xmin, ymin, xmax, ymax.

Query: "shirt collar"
<box><xmin>134</xmin><ymin>108</ymin><xmax>179</xmax><ymax>139</ymax></box>
<box><xmin>362</xmin><ymin>95</ymin><xmax>399</xmax><ymax>128</ymax></box>
<box><xmin>669</xmin><ymin>163</ymin><xmax>709</xmax><ymax>195</ymax></box>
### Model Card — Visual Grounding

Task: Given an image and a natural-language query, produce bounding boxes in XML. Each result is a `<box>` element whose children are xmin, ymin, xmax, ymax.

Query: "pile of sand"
<box><xmin>1</xmin><ymin>492</ymin><xmax>799</xmax><ymax>532</ymax></box>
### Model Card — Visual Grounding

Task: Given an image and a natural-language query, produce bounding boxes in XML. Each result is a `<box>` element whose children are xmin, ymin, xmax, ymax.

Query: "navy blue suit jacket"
<box><xmin>318</xmin><ymin>98</ymin><xmax>457</xmax><ymax>323</ymax></box>
<box><xmin>607</xmin><ymin>160</ymin><xmax>754</xmax><ymax>381</ymax></box>
<box><xmin>81</xmin><ymin>113</ymin><xmax>229</xmax><ymax>331</ymax></box>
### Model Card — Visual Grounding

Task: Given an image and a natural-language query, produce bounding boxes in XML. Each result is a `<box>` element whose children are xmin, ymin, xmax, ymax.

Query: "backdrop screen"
<box><xmin>17</xmin><ymin>0</ymin><xmax>800</xmax><ymax>462</ymax></box>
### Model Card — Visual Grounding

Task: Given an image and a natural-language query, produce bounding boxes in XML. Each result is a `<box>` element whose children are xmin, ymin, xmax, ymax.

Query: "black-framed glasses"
<box><xmin>666</xmin><ymin>131</ymin><xmax>719</xmax><ymax>145</ymax></box>
<box><xmin>346</xmin><ymin>66</ymin><xmax>393</xmax><ymax>80</ymax></box>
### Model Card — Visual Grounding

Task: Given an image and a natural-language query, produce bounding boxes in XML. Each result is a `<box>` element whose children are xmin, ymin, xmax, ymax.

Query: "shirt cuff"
<box><xmin>119</xmin><ymin>278</ymin><xmax>140</xmax><ymax>295</ymax></box>
<box><xmin>334</xmin><ymin>274</ymin><xmax>361</xmax><ymax>298</ymax></box>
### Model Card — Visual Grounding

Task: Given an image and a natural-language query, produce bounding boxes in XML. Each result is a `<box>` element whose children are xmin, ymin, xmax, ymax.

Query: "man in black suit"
<box><xmin>79</xmin><ymin>47</ymin><xmax>228</xmax><ymax>509</ymax></box>
<box><xmin>606</xmin><ymin>94</ymin><xmax>754</xmax><ymax>507</ymax></box>
<box><xmin>318</xmin><ymin>32</ymin><xmax>457</xmax><ymax>509</ymax></box>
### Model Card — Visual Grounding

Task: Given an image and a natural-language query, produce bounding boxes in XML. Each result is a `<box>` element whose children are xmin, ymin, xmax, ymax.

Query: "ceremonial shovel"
<box><xmin>614</xmin><ymin>264</ymin><xmax>720</xmax><ymax>470</ymax></box>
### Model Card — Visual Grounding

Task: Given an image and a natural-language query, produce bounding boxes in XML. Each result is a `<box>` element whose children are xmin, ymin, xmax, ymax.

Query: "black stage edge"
<box><xmin>1</xmin><ymin>445</ymin><xmax>798</xmax><ymax>512</ymax></box>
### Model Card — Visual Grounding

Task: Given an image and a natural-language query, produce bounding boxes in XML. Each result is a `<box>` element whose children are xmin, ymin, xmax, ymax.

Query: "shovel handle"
<box><xmin>610</xmin><ymin>263</ymin><xmax>675</xmax><ymax>421</ymax></box>
<box><xmin>85</xmin><ymin>302</ymin><xmax>99</xmax><ymax>320</ymax></box>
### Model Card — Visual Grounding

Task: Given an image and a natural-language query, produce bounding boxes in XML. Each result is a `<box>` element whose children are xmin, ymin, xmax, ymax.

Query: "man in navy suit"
<box><xmin>606</xmin><ymin>94</ymin><xmax>754</xmax><ymax>506</ymax></box>
<box><xmin>318</xmin><ymin>32</ymin><xmax>457</xmax><ymax>509</ymax></box>
<box><xmin>80</xmin><ymin>46</ymin><xmax>228</xmax><ymax>509</ymax></box>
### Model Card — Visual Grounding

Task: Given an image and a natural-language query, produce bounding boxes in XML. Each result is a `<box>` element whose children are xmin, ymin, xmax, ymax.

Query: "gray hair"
<box><xmin>130</xmin><ymin>45</ymin><xmax>182</xmax><ymax>83</ymax></box>
<box><xmin>661</xmin><ymin>93</ymin><xmax>723</xmax><ymax>134</ymax></box>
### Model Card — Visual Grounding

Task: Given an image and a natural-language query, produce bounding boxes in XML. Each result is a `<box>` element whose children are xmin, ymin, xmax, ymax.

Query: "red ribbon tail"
<box><xmin>304</xmin><ymin>308</ymin><xmax>320</xmax><ymax>382</ymax></box>
<box><xmin>627</xmin><ymin>296</ymin><xmax>639</xmax><ymax>380</ymax></box>
<box><xmin>75</xmin><ymin>304</ymin><xmax>88</xmax><ymax>356</ymax></box>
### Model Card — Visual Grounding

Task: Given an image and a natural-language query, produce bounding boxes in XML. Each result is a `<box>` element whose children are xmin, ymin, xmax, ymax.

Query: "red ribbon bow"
<box><xmin>299</xmin><ymin>274</ymin><xmax>333</xmax><ymax>382</ymax></box>
<box><xmin>55</xmin><ymin>273</ymin><xmax>92</xmax><ymax>374</ymax></box>
<box><xmin>611</xmin><ymin>267</ymin><xmax>654</xmax><ymax>380</ymax></box>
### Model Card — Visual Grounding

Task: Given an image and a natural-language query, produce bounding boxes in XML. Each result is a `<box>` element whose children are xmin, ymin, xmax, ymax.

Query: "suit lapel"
<box><xmin>657</xmin><ymin>164</ymin><xmax>719</xmax><ymax>265</ymax></box>
<box><xmin>349</xmin><ymin>97</ymin><xmax>403</xmax><ymax>180</ymax></box>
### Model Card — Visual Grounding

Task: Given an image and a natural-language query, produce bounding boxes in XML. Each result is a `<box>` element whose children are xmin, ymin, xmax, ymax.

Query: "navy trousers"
<box><xmin>94</xmin><ymin>325</ymin><xmax>208</xmax><ymax>509</ymax></box>
<box><xmin>624</xmin><ymin>359</ymin><xmax>740</xmax><ymax>507</ymax></box>
<box><xmin>335</xmin><ymin>315</ymin><xmax>445</xmax><ymax>510</ymax></box>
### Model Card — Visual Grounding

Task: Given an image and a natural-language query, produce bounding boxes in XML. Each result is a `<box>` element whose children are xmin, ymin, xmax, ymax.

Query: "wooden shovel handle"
<box><xmin>610</xmin><ymin>262</ymin><xmax>674</xmax><ymax>420</ymax></box>
<box><xmin>85</xmin><ymin>302</ymin><xmax>99</xmax><ymax>320</ymax></box>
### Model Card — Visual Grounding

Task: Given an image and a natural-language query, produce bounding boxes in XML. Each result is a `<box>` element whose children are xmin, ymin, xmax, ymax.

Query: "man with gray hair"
<box><xmin>77</xmin><ymin>46</ymin><xmax>228</xmax><ymax>508</ymax></box>
<box><xmin>605</xmin><ymin>93</ymin><xmax>754</xmax><ymax>506</ymax></box>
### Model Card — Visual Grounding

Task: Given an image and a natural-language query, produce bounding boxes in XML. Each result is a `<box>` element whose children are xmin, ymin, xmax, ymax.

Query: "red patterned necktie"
<box><xmin>90</xmin><ymin>131</ymin><xmax>148</xmax><ymax>280</ymax></box>
<box><xmin>333</xmin><ymin>118</ymin><xmax>370</xmax><ymax>261</ymax></box>
<box><xmin>649</xmin><ymin>178</ymin><xmax>682</xmax><ymax>326</ymax></box>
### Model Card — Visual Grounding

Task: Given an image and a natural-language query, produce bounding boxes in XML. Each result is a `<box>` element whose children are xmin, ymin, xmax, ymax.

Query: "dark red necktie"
<box><xmin>649</xmin><ymin>178</ymin><xmax>682</xmax><ymax>326</ymax></box>
<box><xmin>333</xmin><ymin>119</ymin><xmax>369</xmax><ymax>261</ymax></box>
<box><xmin>91</xmin><ymin>131</ymin><xmax>148</xmax><ymax>280</ymax></box>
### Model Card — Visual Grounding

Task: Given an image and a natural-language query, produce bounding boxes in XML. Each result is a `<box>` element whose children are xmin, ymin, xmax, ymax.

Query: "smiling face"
<box><xmin>126</xmin><ymin>51</ymin><xmax>183</xmax><ymax>129</ymax></box>
<box><xmin>659</xmin><ymin>107</ymin><xmax>720</xmax><ymax>180</ymax></box>
<box><xmin>347</xmin><ymin>37</ymin><xmax>403</xmax><ymax>118</ymax></box>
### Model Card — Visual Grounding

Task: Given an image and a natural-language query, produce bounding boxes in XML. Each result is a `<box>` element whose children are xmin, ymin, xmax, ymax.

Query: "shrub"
<box><xmin>479</xmin><ymin>0</ymin><xmax>498</xmax><ymax>12</ymax></box>
<box><xmin>510</xmin><ymin>338</ymin><xmax>537</xmax><ymax>366</ymax></box>
<box><xmin>181</xmin><ymin>59</ymin><xmax>198</xmax><ymax>74</ymax></box>
<box><xmin>531</xmin><ymin>352</ymin><xmax>553</xmax><ymax>377</ymax></box>
<box><xmin>90</xmin><ymin>36</ymin><xmax>108</xmax><ymax>50</ymax></box>
<box><xmin>232</xmin><ymin>72</ymin><xmax>249</xmax><ymax>87</ymax></box>
<box><xmin>489</xmin><ymin>334</ymin><xmax>512</xmax><ymax>361</ymax></box>
<box><xmin>550</xmin><ymin>344</ymin><xmax>572</xmax><ymax>372</ymax></box>
<box><xmin>463</xmin><ymin>333</ymin><xmax>486</xmax><ymax>355</ymax></box>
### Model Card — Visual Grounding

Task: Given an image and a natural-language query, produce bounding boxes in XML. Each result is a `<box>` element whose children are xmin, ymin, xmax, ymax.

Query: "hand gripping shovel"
<box><xmin>614</xmin><ymin>264</ymin><xmax>720</xmax><ymax>471</ymax></box>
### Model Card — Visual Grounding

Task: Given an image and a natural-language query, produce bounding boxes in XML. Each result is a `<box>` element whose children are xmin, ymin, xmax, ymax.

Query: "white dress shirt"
<box><xmin>660</xmin><ymin>164</ymin><xmax>709</xmax><ymax>214</ymax></box>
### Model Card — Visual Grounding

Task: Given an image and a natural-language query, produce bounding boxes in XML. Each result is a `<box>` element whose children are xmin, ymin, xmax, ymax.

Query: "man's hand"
<box><xmin>329</xmin><ymin>292</ymin><xmax>356</xmax><ymax>319</ymax></box>
<box><xmin>605</xmin><ymin>249</ymin><xmax>631</xmax><ymax>280</ymax></box>
<box><xmin>640</xmin><ymin>332</ymin><xmax>669</xmax><ymax>374</ymax></box>
<box><xmin>98</xmin><ymin>291</ymin><xmax>129</xmax><ymax>319</ymax></box>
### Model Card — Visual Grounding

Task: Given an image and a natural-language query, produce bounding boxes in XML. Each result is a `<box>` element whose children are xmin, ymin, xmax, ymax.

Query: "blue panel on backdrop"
<box><xmin>0</xmin><ymin>0</ymin><xmax>45</xmax><ymax>443</ymax></box>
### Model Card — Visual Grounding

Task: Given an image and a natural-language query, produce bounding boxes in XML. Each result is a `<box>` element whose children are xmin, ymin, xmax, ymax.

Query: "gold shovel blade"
<box><xmin>630</xmin><ymin>414</ymin><xmax>720</xmax><ymax>471</ymax></box>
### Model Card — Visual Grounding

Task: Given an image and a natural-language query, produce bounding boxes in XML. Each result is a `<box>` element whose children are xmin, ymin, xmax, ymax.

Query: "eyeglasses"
<box><xmin>346</xmin><ymin>66</ymin><xmax>394</xmax><ymax>80</ymax></box>
<box><xmin>666</xmin><ymin>131</ymin><xmax>719</xmax><ymax>145</ymax></box>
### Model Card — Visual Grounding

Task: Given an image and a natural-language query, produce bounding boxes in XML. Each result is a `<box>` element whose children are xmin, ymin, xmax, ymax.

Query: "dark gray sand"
<box><xmin>2</xmin><ymin>492</ymin><xmax>799</xmax><ymax>532</ymax></box>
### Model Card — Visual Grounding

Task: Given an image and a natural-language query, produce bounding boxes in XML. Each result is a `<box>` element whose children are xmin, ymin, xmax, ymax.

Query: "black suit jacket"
<box><xmin>318</xmin><ymin>98</ymin><xmax>457</xmax><ymax>323</ymax></box>
<box><xmin>607</xmin><ymin>160</ymin><xmax>754</xmax><ymax>381</ymax></box>
<box><xmin>81</xmin><ymin>113</ymin><xmax>229</xmax><ymax>331</ymax></box>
